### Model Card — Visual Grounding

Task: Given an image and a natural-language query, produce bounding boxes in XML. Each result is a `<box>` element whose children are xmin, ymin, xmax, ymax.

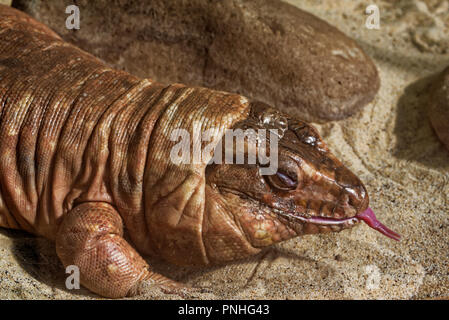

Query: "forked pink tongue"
<box><xmin>357</xmin><ymin>208</ymin><xmax>401</xmax><ymax>241</ymax></box>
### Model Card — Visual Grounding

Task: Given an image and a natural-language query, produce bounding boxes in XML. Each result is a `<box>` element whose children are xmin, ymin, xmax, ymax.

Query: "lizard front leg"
<box><xmin>56</xmin><ymin>202</ymin><xmax>181</xmax><ymax>298</ymax></box>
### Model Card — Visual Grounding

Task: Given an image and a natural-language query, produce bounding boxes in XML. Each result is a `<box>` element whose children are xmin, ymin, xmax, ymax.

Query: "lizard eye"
<box><xmin>265</xmin><ymin>171</ymin><xmax>298</xmax><ymax>191</ymax></box>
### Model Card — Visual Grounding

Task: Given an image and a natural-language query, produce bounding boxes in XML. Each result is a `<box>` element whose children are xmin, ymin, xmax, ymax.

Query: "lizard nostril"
<box><xmin>345</xmin><ymin>184</ymin><xmax>368</xmax><ymax>211</ymax></box>
<box><xmin>335</xmin><ymin>167</ymin><xmax>368</xmax><ymax>212</ymax></box>
<box><xmin>336</xmin><ymin>168</ymin><xmax>358</xmax><ymax>188</ymax></box>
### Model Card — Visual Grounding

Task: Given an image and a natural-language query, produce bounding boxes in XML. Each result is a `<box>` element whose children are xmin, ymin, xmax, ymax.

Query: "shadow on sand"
<box><xmin>393</xmin><ymin>72</ymin><xmax>449</xmax><ymax>169</ymax></box>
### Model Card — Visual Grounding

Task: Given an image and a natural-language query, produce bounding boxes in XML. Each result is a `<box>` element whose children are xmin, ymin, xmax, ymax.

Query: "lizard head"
<box><xmin>203</xmin><ymin>102</ymin><xmax>399</xmax><ymax>261</ymax></box>
<box><xmin>144</xmin><ymin>90</ymin><xmax>400</xmax><ymax>266</ymax></box>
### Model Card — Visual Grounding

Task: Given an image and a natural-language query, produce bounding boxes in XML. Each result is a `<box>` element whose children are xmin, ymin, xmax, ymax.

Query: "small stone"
<box><xmin>429</xmin><ymin>66</ymin><xmax>449</xmax><ymax>150</ymax></box>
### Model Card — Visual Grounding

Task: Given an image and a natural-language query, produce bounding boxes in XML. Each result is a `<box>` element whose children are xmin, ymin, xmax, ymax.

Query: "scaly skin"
<box><xmin>0</xmin><ymin>5</ymin><xmax>368</xmax><ymax>298</ymax></box>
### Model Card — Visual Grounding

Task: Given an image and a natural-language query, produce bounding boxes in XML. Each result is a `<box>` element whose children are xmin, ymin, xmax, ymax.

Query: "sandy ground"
<box><xmin>0</xmin><ymin>0</ymin><xmax>448</xmax><ymax>299</ymax></box>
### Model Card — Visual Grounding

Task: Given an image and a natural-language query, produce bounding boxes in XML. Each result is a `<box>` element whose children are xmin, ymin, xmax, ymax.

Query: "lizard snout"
<box><xmin>335</xmin><ymin>167</ymin><xmax>369</xmax><ymax>217</ymax></box>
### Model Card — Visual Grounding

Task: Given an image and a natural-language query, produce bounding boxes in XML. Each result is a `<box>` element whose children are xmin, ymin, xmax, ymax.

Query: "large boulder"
<box><xmin>13</xmin><ymin>0</ymin><xmax>380</xmax><ymax>122</ymax></box>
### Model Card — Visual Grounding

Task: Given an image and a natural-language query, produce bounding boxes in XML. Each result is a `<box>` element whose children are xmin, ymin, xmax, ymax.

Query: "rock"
<box><xmin>429</xmin><ymin>66</ymin><xmax>449</xmax><ymax>150</ymax></box>
<box><xmin>12</xmin><ymin>0</ymin><xmax>379</xmax><ymax>122</ymax></box>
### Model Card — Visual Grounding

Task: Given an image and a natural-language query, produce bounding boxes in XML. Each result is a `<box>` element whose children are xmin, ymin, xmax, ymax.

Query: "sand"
<box><xmin>0</xmin><ymin>0</ymin><xmax>448</xmax><ymax>299</ymax></box>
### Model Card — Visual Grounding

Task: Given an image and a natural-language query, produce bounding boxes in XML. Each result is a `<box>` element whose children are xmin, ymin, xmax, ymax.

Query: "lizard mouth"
<box><xmin>217</xmin><ymin>187</ymin><xmax>401</xmax><ymax>241</ymax></box>
<box><xmin>280</xmin><ymin>207</ymin><xmax>401</xmax><ymax>241</ymax></box>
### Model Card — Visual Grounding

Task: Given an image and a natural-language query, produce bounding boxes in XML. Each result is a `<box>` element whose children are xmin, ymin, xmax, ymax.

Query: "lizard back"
<box><xmin>0</xmin><ymin>5</ymin><xmax>159</xmax><ymax>238</ymax></box>
<box><xmin>0</xmin><ymin>5</ymin><xmax>250</xmax><ymax>252</ymax></box>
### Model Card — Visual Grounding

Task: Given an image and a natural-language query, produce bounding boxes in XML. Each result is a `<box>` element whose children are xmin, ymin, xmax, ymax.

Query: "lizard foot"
<box><xmin>56</xmin><ymin>202</ymin><xmax>175</xmax><ymax>298</ymax></box>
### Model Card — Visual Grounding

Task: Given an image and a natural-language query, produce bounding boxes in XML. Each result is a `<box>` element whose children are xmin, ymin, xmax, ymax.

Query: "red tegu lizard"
<box><xmin>0</xmin><ymin>5</ymin><xmax>400</xmax><ymax>298</ymax></box>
